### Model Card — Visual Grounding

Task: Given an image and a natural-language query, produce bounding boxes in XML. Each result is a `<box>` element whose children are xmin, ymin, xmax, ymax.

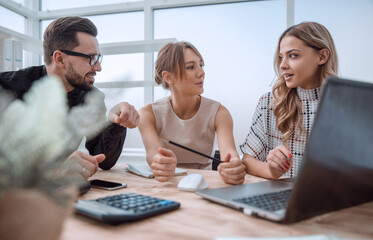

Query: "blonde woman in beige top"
<box><xmin>139</xmin><ymin>41</ymin><xmax>246</xmax><ymax>184</ymax></box>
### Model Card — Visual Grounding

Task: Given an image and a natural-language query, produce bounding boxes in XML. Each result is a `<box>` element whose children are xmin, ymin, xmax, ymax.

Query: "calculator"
<box><xmin>75</xmin><ymin>192</ymin><xmax>180</xmax><ymax>224</ymax></box>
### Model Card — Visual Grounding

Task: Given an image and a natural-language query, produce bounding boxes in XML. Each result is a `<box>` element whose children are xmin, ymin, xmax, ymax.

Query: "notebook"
<box><xmin>125</xmin><ymin>163</ymin><xmax>187</xmax><ymax>178</ymax></box>
<box><xmin>197</xmin><ymin>77</ymin><xmax>373</xmax><ymax>223</ymax></box>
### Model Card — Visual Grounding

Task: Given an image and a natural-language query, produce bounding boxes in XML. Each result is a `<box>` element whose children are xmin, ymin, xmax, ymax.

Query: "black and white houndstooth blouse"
<box><xmin>240</xmin><ymin>87</ymin><xmax>321</xmax><ymax>177</ymax></box>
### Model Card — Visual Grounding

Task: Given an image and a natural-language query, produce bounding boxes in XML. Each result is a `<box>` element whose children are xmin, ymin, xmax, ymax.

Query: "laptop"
<box><xmin>196</xmin><ymin>77</ymin><xmax>373</xmax><ymax>223</ymax></box>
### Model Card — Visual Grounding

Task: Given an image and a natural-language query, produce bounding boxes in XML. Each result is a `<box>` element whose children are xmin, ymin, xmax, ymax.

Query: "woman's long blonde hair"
<box><xmin>273</xmin><ymin>22</ymin><xmax>339</xmax><ymax>144</ymax></box>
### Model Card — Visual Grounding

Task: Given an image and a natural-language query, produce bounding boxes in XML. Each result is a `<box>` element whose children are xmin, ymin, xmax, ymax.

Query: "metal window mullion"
<box><xmin>286</xmin><ymin>0</ymin><xmax>294</xmax><ymax>27</ymax></box>
<box><xmin>37</xmin><ymin>2</ymin><xmax>145</xmax><ymax>20</ymax></box>
<box><xmin>149</xmin><ymin>0</ymin><xmax>251</xmax><ymax>10</ymax></box>
<box><xmin>24</xmin><ymin>0</ymin><xmax>40</xmax><ymax>66</ymax></box>
<box><xmin>95</xmin><ymin>81</ymin><xmax>155</xmax><ymax>89</ymax></box>
<box><xmin>144</xmin><ymin>0</ymin><xmax>154</xmax><ymax>105</ymax></box>
<box><xmin>0</xmin><ymin>0</ymin><xmax>34</xmax><ymax>18</ymax></box>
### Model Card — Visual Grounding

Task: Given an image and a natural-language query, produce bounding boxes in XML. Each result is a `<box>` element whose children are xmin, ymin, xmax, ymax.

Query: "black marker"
<box><xmin>169</xmin><ymin>140</ymin><xmax>222</xmax><ymax>164</ymax></box>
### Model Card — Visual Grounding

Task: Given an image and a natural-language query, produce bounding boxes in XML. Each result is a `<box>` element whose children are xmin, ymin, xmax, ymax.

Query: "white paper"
<box><xmin>125</xmin><ymin>163</ymin><xmax>187</xmax><ymax>178</ymax></box>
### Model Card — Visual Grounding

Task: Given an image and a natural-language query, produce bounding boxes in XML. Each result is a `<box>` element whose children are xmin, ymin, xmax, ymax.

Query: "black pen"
<box><xmin>169</xmin><ymin>140</ymin><xmax>223</xmax><ymax>164</ymax></box>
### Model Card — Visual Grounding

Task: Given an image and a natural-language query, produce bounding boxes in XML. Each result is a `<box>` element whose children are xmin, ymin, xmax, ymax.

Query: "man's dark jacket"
<box><xmin>0</xmin><ymin>65</ymin><xmax>126</xmax><ymax>170</ymax></box>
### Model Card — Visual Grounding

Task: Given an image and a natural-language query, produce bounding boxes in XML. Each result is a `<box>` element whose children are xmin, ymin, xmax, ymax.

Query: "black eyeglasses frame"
<box><xmin>50</xmin><ymin>50</ymin><xmax>102</xmax><ymax>66</ymax></box>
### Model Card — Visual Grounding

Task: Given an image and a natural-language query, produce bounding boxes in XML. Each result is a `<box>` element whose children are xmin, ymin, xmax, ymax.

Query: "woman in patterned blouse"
<box><xmin>240</xmin><ymin>22</ymin><xmax>339</xmax><ymax>179</ymax></box>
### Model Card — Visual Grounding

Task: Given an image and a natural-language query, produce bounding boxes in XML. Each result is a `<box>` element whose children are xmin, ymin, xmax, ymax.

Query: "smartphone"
<box><xmin>90</xmin><ymin>179</ymin><xmax>127</xmax><ymax>191</ymax></box>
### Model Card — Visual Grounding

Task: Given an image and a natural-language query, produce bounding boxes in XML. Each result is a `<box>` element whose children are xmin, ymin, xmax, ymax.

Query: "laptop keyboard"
<box><xmin>233</xmin><ymin>189</ymin><xmax>292</xmax><ymax>212</ymax></box>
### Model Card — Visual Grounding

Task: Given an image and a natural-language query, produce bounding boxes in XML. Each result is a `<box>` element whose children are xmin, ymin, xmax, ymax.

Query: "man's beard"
<box><xmin>65</xmin><ymin>64</ymin><xmax>94</xmax><ymax>91</ymax></box>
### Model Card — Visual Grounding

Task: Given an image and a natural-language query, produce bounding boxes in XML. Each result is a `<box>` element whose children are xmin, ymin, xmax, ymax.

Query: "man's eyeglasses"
<box><xmin>51</xmin><ymin>50</ymin><xmax>103</xmax><ymax>66</ymax></box>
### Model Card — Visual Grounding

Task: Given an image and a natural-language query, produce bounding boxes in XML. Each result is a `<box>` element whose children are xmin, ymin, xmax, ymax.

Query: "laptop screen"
<box><xmin>285</xmin><ymin>77</ymin><xmax>373</xmax><ymax>223</ymax></box>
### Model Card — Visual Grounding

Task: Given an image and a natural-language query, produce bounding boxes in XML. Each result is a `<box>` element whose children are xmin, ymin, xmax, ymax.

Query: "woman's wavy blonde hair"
<box><xmin>273</xmin><ymin>22</ymin><xmax>338</xmax><ymax>144</ymax></box>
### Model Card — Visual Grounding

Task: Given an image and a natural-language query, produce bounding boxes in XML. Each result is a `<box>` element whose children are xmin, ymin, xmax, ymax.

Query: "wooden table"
<box><xmin>61</xmin><ymin>163</ymin><xmax>373</xmax><ymax>240</ymax></box>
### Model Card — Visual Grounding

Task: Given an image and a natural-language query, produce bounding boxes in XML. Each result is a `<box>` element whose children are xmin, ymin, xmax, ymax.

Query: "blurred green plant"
<box><xmin>0</xmin><ymin>76</ymin><xmax>106</xmax><ymax>205</ymax></box>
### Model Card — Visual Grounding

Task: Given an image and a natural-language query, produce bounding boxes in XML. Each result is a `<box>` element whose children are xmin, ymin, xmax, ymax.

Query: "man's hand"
<box><xmin>218</xmin><ymin>153</ymin><xmax>246</xmax><ymax>185</ymax></box>
<box><xmin>109</xmin><ymin>102</ymin><xmax>139</xmax><ymax>128</ymax></box>
<box><xmin>66</xmin><ymin>151</ymin><xmax>106</xmax><ymax>179</ymax></box>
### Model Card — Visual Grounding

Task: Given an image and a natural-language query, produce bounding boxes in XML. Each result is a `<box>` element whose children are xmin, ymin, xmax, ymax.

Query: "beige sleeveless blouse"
<box><xmin>152</xmin><ymin>96</ymin><xmax>220</xmax><ymax>169</ymax></box>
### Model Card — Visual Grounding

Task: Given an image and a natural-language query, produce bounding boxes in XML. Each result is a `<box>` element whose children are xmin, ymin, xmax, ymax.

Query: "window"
<box><xmin>88</xmin><ymin>12</ymin><xmax>144</xmax><ymax>43</ymax></box>
<box><xmin>0</xmin><ymin>6</ymin><xmax>25</xmax><ymax>34</ymax></box>
<box><xmin>40</xmin><ymin>12</ymin><xmax>144</xmax><ymax>43</ymax></box>
<box><xmin>96</xmin><ymin>53</ymin><xmax>144</xmax><ymax>83</ymax></box>
<box><xmin>295</xmin><ymin>0</ymin><xmax>373</xmax><ymax>83</ymax></box>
